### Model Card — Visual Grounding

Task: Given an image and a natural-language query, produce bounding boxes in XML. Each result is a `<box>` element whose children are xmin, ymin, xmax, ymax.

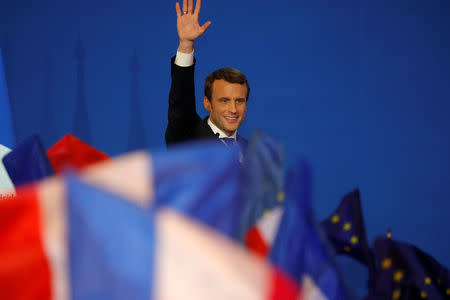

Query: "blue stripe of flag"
<box><xmin>66</xmin><ymin>174</ymin><xmax>155</xmax><ymax>300</ymax></box>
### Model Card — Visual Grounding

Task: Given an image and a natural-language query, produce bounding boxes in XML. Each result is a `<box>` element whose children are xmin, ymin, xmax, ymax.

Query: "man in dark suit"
<box><xmin>165</xmin><ymin>0</ymin><xmax>249</xmax><ymax>150</ymax></box>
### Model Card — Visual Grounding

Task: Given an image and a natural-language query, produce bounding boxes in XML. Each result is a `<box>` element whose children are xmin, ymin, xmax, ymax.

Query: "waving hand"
<box><xmin>176</xmin><ymin>0</ymin><xmax>211</xmax><ymax>53</ymax></box>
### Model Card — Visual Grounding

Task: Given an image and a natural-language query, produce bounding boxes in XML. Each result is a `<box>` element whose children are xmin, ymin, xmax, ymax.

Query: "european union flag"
<box><xmin>321</xmin><ymin>188</ymin><xmax>374</xmax><ymax>270</ymax></box>
<box><xmin>0</xmin><ymin>48</ymin><xmax>15</xmax><ymax>148</ymax></box>
<box><xmin>367</xmin><ymin>237</ymin><xmax>450</xmax><ymax>300</ymax></box>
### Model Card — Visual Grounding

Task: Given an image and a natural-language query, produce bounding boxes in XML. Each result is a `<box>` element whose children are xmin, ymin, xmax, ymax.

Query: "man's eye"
<box><xmin>220</xmin><ymin>99</ymin><xmax>228</xmax><ymax>103</ymax></box>
<box><xmin>236</xmin><ymin>99</ymin><xmax>245</xmax><ymax>103</ymax></box>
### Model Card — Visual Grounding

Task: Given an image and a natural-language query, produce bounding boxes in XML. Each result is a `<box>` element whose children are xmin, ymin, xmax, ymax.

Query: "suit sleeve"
<box><xmin>165</xmin><ymin>56</ymin><xmax>202</xmax><ymax>146</ymax></box>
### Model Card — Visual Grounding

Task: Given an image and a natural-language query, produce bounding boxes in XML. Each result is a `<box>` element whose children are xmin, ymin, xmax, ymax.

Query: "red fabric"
<box><xmin>0</xmin><ymin>186</ymin><xmax>52</xmax><ymax>300</ymax></box>
<box><xmin>47</xmin><ymin>134</ymin><xmax>110</xmax><ymax>174</ymax></box>
<box><xmin>245</xmin><ymin>226</ymin><xmax>270</xmax><ymax>257</ymax></box>
<box><xmin>268</xmin><ymin>268</ymin><xmax>301</xmax><ymax>300</ymax></box>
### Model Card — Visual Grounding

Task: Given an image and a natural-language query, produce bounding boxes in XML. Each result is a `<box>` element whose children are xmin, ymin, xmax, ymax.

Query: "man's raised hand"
<box><xmin>176</xmin><ymin>0</ymin><xmax>211</xmax><ymax>53</ymax></box>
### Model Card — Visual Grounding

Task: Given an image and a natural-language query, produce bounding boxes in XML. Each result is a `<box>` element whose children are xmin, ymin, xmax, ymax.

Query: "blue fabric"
<box><xmin>367</xmin><ymin>238</ymin><xmax>449</xmax><ymax>300</ymax></box>
<box><xmin>2</xmin><ymin>134</ymin><xmax>54</xmax><ymax>186</ymax></box>
<box><xmin>269</xmin><ymin>160</ymin><xmax>350</xmax><ymax>300</ymax></box>
<box><xmin>239</xmin><ymin>130</ymin><xmax>285</xmax><ymax>240</ymax></box>
<box><xmin>321</xmin><ymin>189</ymin><xmax>374</xmax><ymax>270</ymax></box>
<box><xmin>0</xmin><ymin>48</ymin><xmax>15</xmax><ymax>148</ymax></box>
<box><xmin>152</xmin><ymin>141</ymin><xmax>244</xmax><ymax>240</ymax></box>
<box><xmin>66</xmin><ymin>174</ymin><xmax>155</xmax><ymax>300</ymax></box>
<box><xmin>220</xmin><ymin>137</ymin><xmax>236</xmax><ymax>147</ymax></box>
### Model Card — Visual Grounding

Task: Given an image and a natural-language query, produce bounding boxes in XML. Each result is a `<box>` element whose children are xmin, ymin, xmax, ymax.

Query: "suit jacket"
<box><xmin>165</xmin><ymin>57</ymin><xmax>248</xmax><ymax>149</ymax></box>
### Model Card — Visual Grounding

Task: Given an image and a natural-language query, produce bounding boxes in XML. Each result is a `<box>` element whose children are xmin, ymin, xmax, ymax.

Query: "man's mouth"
<box><xmin>224</xmin><ymin>116</ymin><xmax>238</xmax><ymax>123</ymax></box>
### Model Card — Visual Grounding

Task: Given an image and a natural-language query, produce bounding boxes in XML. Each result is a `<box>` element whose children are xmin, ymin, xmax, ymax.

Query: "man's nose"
<box><xmin>228</xmin><ymin>100</ymin><xmax>237</xmax><ymax>113</ymax></box>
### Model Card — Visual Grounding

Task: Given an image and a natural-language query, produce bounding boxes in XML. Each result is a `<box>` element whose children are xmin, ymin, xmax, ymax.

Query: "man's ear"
<box><xmin>203</xmin><ymin>97</ymin><xmax>212</xmax><ymax>112</ymax></box>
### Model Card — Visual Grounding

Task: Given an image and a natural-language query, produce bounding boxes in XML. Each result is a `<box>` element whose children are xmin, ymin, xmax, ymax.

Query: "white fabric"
<box><xmin>301</xmin><ymin>275</ymin><xmax>328</xmax><ymax>300</ymax></box>
<box><xmin>154</xmin><ymin>209</ymin><xmax>271</xmax><ymax>300</ymax></box>
<box><xmin>0</xmin><ymin>144</ymin><xmax>15</xmax><ymax>196</ymax></box>
<box><xmin>256</xmin><ymin>207</ymin><xmax>284</xmax><ymax>245</ymax></box>
<box><xmin>38</xmin><ymin>151</ymin><xmax>154</xmax><ymax>300</ymax></box>
<box><xmin>207</xmin><ymin>118</ymin><xmax>237</xmax><ymax>141</ymax></box>
<box><xmin>175</xmin><ymin>50</ymin><xmax>194</xmax><ymax>67</ymax></box>
<box><xmin>39</xmin><ymin>179</ymin><xmax>70</xmax><ymax>300</ymax></box>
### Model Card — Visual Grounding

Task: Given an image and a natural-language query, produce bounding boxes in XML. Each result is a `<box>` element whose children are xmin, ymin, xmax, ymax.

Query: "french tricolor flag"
<box><xmin>0</xmin><ymin>145</ymin><xmax>304</xmax><ymax>299</ymax></box>
<box><xmin>245</xmin><ymin>206</ymin><xmax>284</xmax><ymax>258</ymax></box>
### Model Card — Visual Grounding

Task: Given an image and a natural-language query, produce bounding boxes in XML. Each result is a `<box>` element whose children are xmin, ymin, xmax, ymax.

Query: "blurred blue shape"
<box><xmin>66</xmin><ymin>174</ymin><xmax>155</xmax><ymax>300</ymax></box>
<box><xmin>239</xmin><ymin>130</ymin><xmax>285</xmax><ymax>240</ymax></box>
<box><xmin>152</xmin><ymin>140</ymin><xmax>244</xmax><ymax>240</ymax></box>
<box><xmin>127</xmin><ymin>49</ymin><xmax>147</xmax><ymax>151</ymax></box>
<box><xmin>2</xmin><ymin>134</ymin><xmax>54</xmax><ymax>187</ymax></box>
<box><xmin>270</xmin><ymin>160</ymin><xmax>350</xmax><ymax>300</ymax></box>
<box><xmin>0</xmin><ymin>48</ymin><xmax>15</xmax><ymax>148</ymax></box>
<box><xmin>367</xmin><ymin>237</ymin><xmax>449</xmax><ymax>300</ymax></box>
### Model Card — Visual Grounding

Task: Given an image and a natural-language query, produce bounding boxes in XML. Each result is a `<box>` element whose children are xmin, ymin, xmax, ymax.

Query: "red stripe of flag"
<box><xmin>268</xmin><ymin>268</ymin><xmax>301</xmax><ymax>300</ymax></box>
<box><xmin>245</xmin><ymin>226</ymin><xmax>270</xmax><ymax>257</ymax></box>
<box><xmin>0</xmin><ymin>186</ymin><xmax>52</xmax><ymax>300</ymax></box>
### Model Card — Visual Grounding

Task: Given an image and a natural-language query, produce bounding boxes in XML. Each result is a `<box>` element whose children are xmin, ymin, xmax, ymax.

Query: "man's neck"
<box><xmin>207</xmin><ymin>118</ymin><xmax>237</xmax><ymax>139</ymax></box>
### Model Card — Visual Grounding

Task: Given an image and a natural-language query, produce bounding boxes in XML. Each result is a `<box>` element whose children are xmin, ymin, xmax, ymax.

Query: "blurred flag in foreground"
<box><xmin>0</xmin><ymin>48</ymin><xmax>15</xmax><ymax>148</ymax></box>
<box><xmin>47</xmin><ymin>134</ymin><xmax>110</xmax><ymax>174</ymax></box>
<box><xmin>0</xmin><ymin>144</ymin><xmax>301</xmax><ymax>299</ymax></box>
<box><xmin>152</xmin><ymin>142</ymin><xmax>245</xmax><ymax>240</ymax></box>
<box><xmin>2</xmin><ymin>134</ymin><xmax>54</xmax><ymax>187</ymax></box>
<box><xmin>240</xmin><ymin>130</ymin><xmax>285</xmax><ymax>246</ymax></box>
<box><xmin>270</xmin><ymin>160</ymin><xmax>350</xmax><ymax>300</ymax></box>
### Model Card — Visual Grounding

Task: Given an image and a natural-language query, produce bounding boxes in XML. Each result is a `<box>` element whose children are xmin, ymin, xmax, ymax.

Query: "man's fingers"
<box><xmin>194</xmin><ymin>0</ymin><xmax>201</xmax><ymax>15</ymax></box>
<box><xmin>182</xmin><ymin>0</ymin><xmax>187</xmax><ymax>14</ymax></box>
<box><xmin>175</xmin><ymin>2</ymin><xmax>182</xmax><ymax>17</ymax></box>
<box><xmin>200</xmin><ymin>21</ymin><xmax>211</xmax><ymax>33</ymax></box>
<box><xmin>188</xmin><ymin>0</ymin><xmax>194</xmax><ymax>14</ymax></box>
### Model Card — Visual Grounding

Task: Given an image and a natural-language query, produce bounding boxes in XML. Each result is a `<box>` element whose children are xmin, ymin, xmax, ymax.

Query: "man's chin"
<box><xmin>224</xmin><ymin>126</ymin><xmax>238</xmax><ymax>135</ymax></box>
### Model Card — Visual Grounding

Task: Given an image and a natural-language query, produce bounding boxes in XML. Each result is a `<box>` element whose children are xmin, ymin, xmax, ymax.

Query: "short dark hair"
<box><xmin>204</xmin><ymin>67</ymin><xmax>250</xmax><ymax>102</ymax></box>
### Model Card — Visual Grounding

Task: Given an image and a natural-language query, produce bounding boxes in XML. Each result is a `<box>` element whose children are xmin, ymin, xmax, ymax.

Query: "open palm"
<box><xmin>176</xmin><ymin>0</ymin><xmax>211</xmax><ymax>42</ymax></box>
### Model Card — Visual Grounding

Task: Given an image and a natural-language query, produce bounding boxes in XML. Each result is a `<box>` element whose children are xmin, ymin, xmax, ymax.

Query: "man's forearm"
<box><xmin>178</xmin><ymin>40</ymin><xmax>194</xmax><ymax>54</ymax></box>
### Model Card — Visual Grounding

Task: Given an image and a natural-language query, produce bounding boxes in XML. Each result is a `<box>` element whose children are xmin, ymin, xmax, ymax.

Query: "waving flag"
<box><xmin>0</xmin><ymin>147</ymin><xmax>301</xmax><ymax>299</ymax></box>
<box><xmin>2</xmin><ymin>134</ymin><xmax>54</xmax><ymax>187</ymax></box>
<box><xmin>152</xmin><ymin>141</ymin><xmax>245</xmax><ymax>240</ymax></box>
<box><xmin>47</xmin><ymin>134</ymin><xmax>110</xmax><ymax>174</ymax></box>
<box><xmin>245</xmin><ymin>206</ymin><xmax>284</xmax><ymax>257</ymax></box>
<box><xmin>270</xmin><ymin>160</ymin><xmax>350</xmax><ymax>300</ymax></box>
<box><xmin>240</xmin><ymin>130</ymin><xmax>285</xmax><ymax>244</ymax></box>
<box><xmin>0</xmin><ymin>48</ymin><xmax>15</xmax><ymax>148</ymax></box>
<box><xmin>367</xmin><ymin>237</ymin><xmax>450</xmax><ymax>300</ymax></box>
<box><xmin>321</xmin><ymin>188</ymin><xmax>374</xmax><ymax>269</ymax></box>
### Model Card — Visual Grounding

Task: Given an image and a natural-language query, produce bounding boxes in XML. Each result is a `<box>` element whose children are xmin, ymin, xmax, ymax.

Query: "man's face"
<box><xmin>203</xmin><ymin>79</ymin><xmax>248</xmax><ymax>137</ymax></box>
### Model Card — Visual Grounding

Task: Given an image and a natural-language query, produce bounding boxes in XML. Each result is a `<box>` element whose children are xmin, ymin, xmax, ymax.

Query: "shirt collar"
<box><xmin>207</xmin><ymin>118</ymin><xmax>237</xmax><ymax>140</ymax></box>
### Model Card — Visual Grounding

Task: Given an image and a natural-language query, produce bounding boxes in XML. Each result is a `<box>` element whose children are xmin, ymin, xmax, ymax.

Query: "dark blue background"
<box><xmin>2</xmin><ymin>0</ymin><xmax>450</xmax><ymax>296</ymax></box>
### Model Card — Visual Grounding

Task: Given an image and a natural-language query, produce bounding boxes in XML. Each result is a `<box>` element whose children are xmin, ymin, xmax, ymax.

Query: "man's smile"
<box><xmin>224</xmin><ymin>116</ymin><xmax>239</xmax><ymax>122</ymax></box>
